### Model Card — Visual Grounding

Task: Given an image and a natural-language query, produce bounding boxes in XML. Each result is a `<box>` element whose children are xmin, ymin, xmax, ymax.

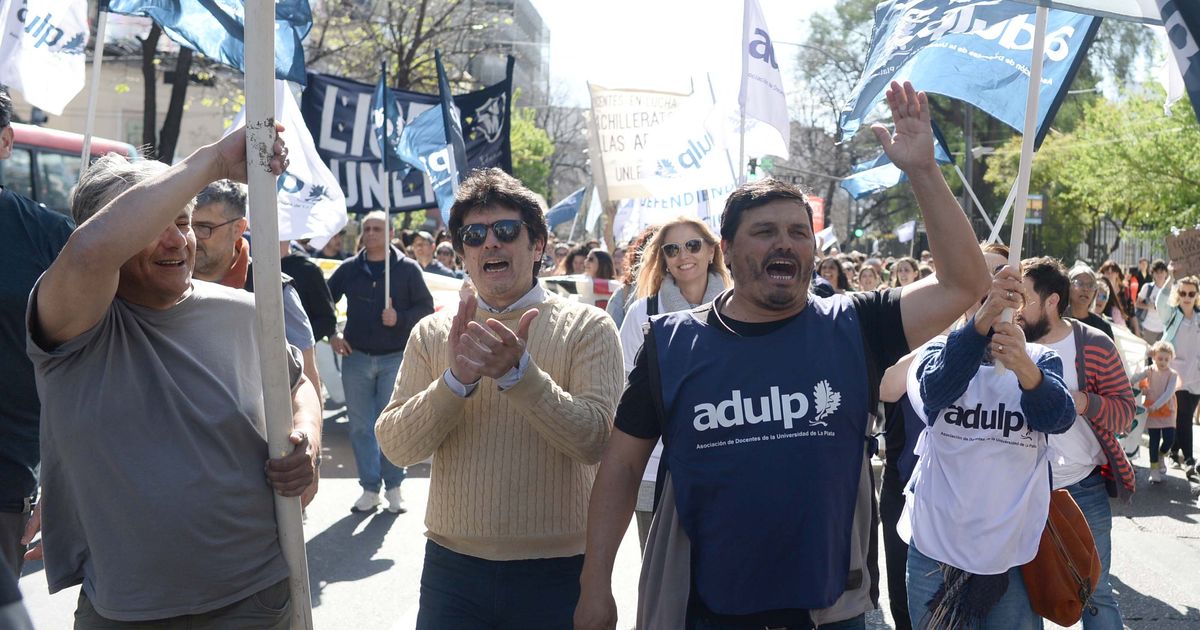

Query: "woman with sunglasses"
<box><xmin>1156</xmin><ymin>274</ymin><xmax>1200</xmax><ymax>480</ymax></box>
<box><xmin>616</xmin><ymin>216</ymin><xmax>731</xmax><ymax>549</ymax></box>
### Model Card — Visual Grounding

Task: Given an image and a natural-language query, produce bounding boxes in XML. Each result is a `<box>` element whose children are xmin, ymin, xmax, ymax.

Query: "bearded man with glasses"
<box><xmin>376</xmin><ymin>167</ymin><xmax>623</xmax><ymax>629</ymax></box>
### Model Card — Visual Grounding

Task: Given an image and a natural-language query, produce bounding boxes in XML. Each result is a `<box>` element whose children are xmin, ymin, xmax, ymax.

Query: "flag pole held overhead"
<box><xmin>244</xmin><ymin>0</ymin><xmax>313</xmax><ymax>627</ymax></box>
<box><xmin>80</xmin><ymin>3</ymin><xmax>110</xmax><ymax>171</ymax></box>
<box><xmin>379</xmin><ymin>61</ymin><xmax>393</xmax><ymax>314</ymax></box>
<box><xmin>997</xmin><ymin>4</ymin><xmax>1049</xmax><ymax>377</ymax></box>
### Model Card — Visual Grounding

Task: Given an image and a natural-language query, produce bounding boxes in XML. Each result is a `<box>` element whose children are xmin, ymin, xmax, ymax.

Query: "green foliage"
<box><xmin>984</xmin><ymin>90</ymin><xmax>1200</xmax><ymax>261</ymax></box>
<box><xmin>510</xmin><ymin>103</ymin><xmax>554</xmax><ymax>201</ymax></box>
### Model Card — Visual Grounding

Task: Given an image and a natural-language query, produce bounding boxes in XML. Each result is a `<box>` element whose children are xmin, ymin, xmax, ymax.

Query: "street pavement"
<box><xmin>17</xmin><ymin>408</ymin><xmax>1200</xmax><ymax>629</ymax></box>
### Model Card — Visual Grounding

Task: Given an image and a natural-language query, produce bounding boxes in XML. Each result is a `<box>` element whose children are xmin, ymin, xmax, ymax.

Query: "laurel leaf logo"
<box><xmin>812</xmin><ymin>379</ymin><xmax>840</xmax><ymax>426</ymax></box>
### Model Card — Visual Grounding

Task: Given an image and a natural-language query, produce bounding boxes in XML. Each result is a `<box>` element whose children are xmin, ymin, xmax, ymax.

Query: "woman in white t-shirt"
<box><xmin>897</xmin><ymin>266</ymin><xmax>1076</xmax><ymax>630</ymax></box>
<box><xmin>1157</xmin><ymin>275</ymin><xmax>1200</xmax><ymax>477</ymax></box>
<box><xmin>617</xmin><ymin>216</ymin><xmax>730</xmax><ymax>550</ymax></box>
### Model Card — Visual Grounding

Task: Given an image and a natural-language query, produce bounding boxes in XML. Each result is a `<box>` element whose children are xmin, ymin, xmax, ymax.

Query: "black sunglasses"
<box><xmin>458</xmin><ymin>220</ymin><xmax>527</xmax><ymax>248</ymax></box>
<box><xmin>662</xmin><ymin>238</ymin><xmax>704</xmax><ymax>258</ymax></box>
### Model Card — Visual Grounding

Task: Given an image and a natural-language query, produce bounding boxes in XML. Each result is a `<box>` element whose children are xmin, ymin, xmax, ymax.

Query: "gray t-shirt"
<box><xmin>282</xmin><ymin>282</ymin><xmax>315</xmax><ymax>351</ymax></box>
<box><xmin>27</xmin><ymin>279</ymin><xmax>302</xmax><ymax>621</ymax></box>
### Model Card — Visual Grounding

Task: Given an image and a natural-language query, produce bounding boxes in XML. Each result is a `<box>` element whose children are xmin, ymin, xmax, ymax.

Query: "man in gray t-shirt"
<box><xmin>25</xmin><ymin>130</ymin><xmax>321</xmax><ymax>626</ymax></box>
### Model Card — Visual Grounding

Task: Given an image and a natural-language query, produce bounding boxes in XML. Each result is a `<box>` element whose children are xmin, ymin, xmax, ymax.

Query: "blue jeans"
<box><xmin>341</xmin><ymin>350</ymin><xmax>406</xmax><ymax>492</ymax></box>
<box><xmin>906</xmin><ymin>545</ymin><xmax>1041</xmax><ymax>630</ymax></box>
<box><xmin>415</xmin><ymin>540</ymin><xmax>583</xmax><ymax>630</ymax></box>
<box><xmin>1066</xmin><ymin>472</ymin><xmax>1123</xmax><ymax>629</ymax></box>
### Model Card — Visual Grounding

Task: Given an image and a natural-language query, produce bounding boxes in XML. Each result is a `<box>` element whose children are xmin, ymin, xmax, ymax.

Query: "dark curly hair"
<box><xmin>448</xmin><ymin>168</ymin><xmax>549</xmax><ymax>281</ymax></box>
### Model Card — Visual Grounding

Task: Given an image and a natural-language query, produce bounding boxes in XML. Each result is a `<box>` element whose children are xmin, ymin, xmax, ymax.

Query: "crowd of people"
<box><xmin>1</xmin><ymin>79</ymin><xmax>1197</xmax><ymax>630</ymax></box>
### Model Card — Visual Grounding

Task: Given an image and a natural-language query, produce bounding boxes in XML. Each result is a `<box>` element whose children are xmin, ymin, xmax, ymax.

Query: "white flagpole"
<box><xmin>987</xmin><ymin>180</ymin><xmax>1019</xmax><ymax>244</ymax></box>
<box><xmin>996</xmin><ymin>4</ymin><xmax>1048</xmax><ymax>376</ymax></box>
<box><xmin>952</xmin><ymin>163</ymin><xmax>994</xmax><ymax>232</ymax></box>
<box><xmin>244</xmin><ymin>0</ymin><xmax>313</xmax><ymax>627</ymax></box>
<box><xmin>79</xmin><ymin>8</ymin><xmax>109</xmax><ymax>171</ymax></box>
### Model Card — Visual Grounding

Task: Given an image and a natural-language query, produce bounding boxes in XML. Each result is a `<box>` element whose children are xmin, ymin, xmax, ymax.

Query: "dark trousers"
<box><xmin>878</xmin><ymin>467</ymin><xmax>912</xmax><ymax>630</ymax></box>
<box><xmin>1173</xmin><ymin>391</ymin><xmax>1199</xmax><ymax>465</ymax></box>
<box><xmin>0</xmin><ymin>510</ymin><xmax>31</xmax><ymax>577</ymax></box>
<box><xmin>416</xmin><ymin>540</ymin><xmax>583</xmax><ymax>630</ymax></box>
<box><xmin>1149</xmin><ymin>428</ymin><xmax>1177</xmax><ymax>464</ymax></box>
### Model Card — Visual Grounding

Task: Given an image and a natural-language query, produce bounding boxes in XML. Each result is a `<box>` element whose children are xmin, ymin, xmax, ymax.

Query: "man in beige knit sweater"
<box><xmin>375</xmin><ymin>168</ymin><xmax>623</xmax><ymax>630</ymax></box>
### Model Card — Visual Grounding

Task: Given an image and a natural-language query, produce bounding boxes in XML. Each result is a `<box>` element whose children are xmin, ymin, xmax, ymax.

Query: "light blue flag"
<box><xmin>106</xmin><ymin>0</ymin><xmax>311</xmax><ymax>85</ymax></box>
<box><xmin>396</xmin><ymin>104</ymin><xmax>457</xmax><ymax>223</ymax></box>
<box><xmin>838</xmin><ymin>0</ymin><xmax>1099</xmax><ymax>148</ymax></box>
<box><xmin>841</xmin><ymin>123</ymin><xmax>955</xmax><ymax>199</ymax></box>
<box><xmin>545</xmin><ymin>188</ymin><xmax>587</xmax><ymax>229</ymax></box>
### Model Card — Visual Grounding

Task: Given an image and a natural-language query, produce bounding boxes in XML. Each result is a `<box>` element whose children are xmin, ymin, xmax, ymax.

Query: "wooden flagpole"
<box><xmin>79</xmin><ymin>6</ymin><xmax>109</xmax><ymax>170</ymax></box>
<box><xmin>244</xmin><ymin>0</ymin><xmax>313</xmax><ymax>627</ymax></box>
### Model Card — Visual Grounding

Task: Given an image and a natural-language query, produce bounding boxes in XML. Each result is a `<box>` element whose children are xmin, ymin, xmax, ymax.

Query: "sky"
<box><xmin>528</xmin><ymin>0</ymin><xmax>841</xmax><ymax>107</ymax></box>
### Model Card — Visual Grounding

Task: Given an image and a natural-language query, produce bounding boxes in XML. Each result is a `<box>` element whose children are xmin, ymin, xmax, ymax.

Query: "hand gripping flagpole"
<box><xmin>244</xmin><ymin>0</ymin><xmax>314</xmax><ymax>627</ymax></box>
<box><xmin>996</xmin><ymin>4</ymin><xmax>1049</xmax><ymax>377</ymax></box>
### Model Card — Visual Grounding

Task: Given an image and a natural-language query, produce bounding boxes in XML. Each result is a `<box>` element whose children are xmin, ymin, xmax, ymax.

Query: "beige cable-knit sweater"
<box><xmin>376</xmin><ymin>291</ymin><xmax>623</xmax><ymax>561</ymax></box>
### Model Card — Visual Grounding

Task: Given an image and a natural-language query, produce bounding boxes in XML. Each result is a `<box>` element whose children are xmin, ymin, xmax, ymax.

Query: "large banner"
<box><xmin>587</xmin><ymin>85</ymin><xmax>691</xmax><ymax>201</ymax></box>
<box><xmin>839</xmin><ymin>0</ymin><xmax>1099</xmax><ymax>147</ymax></box>
<box><xmin>301</xmin><ymin>67</ymin><xmax>512</xmax><ymax>215</ymax></box>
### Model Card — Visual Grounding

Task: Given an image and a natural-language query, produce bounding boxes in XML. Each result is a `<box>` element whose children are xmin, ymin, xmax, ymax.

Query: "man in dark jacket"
<box><xmin>329</xmin><ymin>211</ymin><xmax>434</xmax><ymax>513</ymax></box>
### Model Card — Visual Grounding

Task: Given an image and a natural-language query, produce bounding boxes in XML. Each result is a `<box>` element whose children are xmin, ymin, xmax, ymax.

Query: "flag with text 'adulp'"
<box><xmin>839</xmin><ymin>0</ymin><xmax>1100</xmax><ymax>149</ymax></box>
<box><xmin>738</xmin><ymin>0</ymin><xmax>790</xmax><ymax>159</ymax></box>
<box><xmin>840</xmin><ymin>122</ymin><xmax>955</xmax><ymax>199</ymax></box>
<box><xmin>396</xmin><ymin>104</ymin><xmax>457</xmax><ymax>224</ymax></box>
<box><xmin>0</xmin><ymin>0</ymin><xmax>88</xmax><ymax>114</ymax></box>
<box><xmin>106</xmin><ymin>0</ymin><xmax>311</xmax><ymax>85</ymax></box>
<box><xmin>225</xmin><ymin>81</ymin><xmax>347</xmax><ymax>250</ymax></box>
<box><xmin>545</xmin><ymin>187</ymin><xmax>587</xmax><ymax>229</ymax></box>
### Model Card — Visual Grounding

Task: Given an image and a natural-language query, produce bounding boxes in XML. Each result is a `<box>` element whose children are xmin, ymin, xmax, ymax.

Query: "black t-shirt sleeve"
<box><xmin>613</xmin><ymin>330</ymin><xmax>663</xmax><ymax>440</ymax></box>
<box><xmin>850</xmin><ymin>287</ymin><xmax>909</xmax><ymax>372</ymax></box>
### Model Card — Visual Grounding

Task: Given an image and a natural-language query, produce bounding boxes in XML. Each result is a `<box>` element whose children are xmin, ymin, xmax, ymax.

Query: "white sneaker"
<box><xmin>351</xmin><ymin>490</ymin><xmax>381</xmax><ymax>513</ymax></box>
<box><xmin>1149</xmin><ymin>467</ymin><xmax>1164</xmax><ymax>483</ymax></box>
<box><xmin>384</xmin><ymin>487</ymin><xmax>406</xmax><ymax>514</ymax></box>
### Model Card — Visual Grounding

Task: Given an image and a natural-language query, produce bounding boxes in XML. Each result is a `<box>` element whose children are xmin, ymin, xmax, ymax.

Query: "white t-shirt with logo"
<box><xmin>1045</xmin><ymin>333</ymin><xmax>1106</xmax><ymax>489</ymax></box>
<box><xmin>899</xmin><ymin>338</ymin><xmax>1052</xmax><ymax>575</ymax></box>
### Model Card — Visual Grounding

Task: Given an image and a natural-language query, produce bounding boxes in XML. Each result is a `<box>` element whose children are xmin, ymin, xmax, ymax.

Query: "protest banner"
<box><xmin>302</xmin><ymin>63</ymin><xmax>512</xmax><ymax>215</ymax></box>
<box><xmin>587</xmin><ymin>84</ymin><xmax>690</xmax><ymax>202</ymax></box>
<box><xmin>1167</xmin><ymin>228</ymin><xmax>1200</xmax><ymax>277</ymax></box>
<box><xmin>611</xmin><ymin>183</ymin><xmax>734</xmax><ymax>244</ymax></box>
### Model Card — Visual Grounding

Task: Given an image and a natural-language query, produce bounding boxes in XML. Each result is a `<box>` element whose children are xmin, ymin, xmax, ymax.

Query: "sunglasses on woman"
<box><xmin>662</xmin><ymin>238</ymin><xmax>704</xmax><ymax>258</ymax></box>
<box><xmin>1180</xmin><ymin>290</ymin><xmax>1198</xmax><ymax>298</ymax></box>
<box><xmin>458</xmin><ymin>219</ymin><xmax>527</xmax><ymax>248</ymax></box>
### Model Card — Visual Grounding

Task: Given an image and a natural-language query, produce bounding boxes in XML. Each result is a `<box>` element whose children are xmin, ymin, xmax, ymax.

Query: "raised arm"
<box><xmin>35</xmin><ymin>127</ymin><xmax>287</xmax><ymax>347</ymax></box>
<box><xmin>870</xmin><ymin>81</ymin><xmax>989</xmax><ymax>349</ymax></box>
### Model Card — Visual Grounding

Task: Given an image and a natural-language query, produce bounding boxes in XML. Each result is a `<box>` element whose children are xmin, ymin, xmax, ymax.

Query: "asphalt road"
<box><xmin>17</xmin><ymin>410</ymin><xmax>1200</xmax><ymax>629</ymax></box>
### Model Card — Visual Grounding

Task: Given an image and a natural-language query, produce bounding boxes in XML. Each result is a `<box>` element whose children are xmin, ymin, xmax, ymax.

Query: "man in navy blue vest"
<box><xmin>574</xmin><ymin>81</ymin><xmax>991</xmax><ymax>630</ymax></box>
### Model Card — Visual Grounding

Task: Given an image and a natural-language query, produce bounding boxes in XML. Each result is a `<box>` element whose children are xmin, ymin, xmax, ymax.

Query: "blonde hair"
<box><xmin>1169</xmin><ymin>276</ymin><xmax>1200</xmax><ymax>308</ymax></box>
<box><xmin>635</xmin><ymin>216</ymin><xmax>730</xmax><ymax>299</ymax></box>
<box><xmin>1149</xmin><ymin>339</ymin><xmax>1176</xmax><ymax>359</ymax></box>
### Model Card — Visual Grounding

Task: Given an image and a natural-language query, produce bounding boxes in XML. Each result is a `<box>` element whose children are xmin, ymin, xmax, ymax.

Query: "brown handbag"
<box><xmin>1020</xmin><ymin>488</ymin><xmax>1102</xmax><ymax>626</ymax></box>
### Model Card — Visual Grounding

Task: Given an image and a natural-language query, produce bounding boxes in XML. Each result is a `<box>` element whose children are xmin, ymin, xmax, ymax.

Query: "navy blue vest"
<box><xmin>652</xmin><ymin>295</ymin><xmax>869</xmax><ymax>614</ymax></box>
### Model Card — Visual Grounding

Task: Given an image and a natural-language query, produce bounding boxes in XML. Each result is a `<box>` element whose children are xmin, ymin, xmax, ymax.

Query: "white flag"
<box><xmin>816</xmin><ymin>225</ymin><xmax>838</xmax><ymax>252</ymax></box>
<box><xmin>0</xmin><ymin>0</ymin><xmax>88</xmax><ymax>115</ymax></box>
<box><xmin>896</xmin><ymin>220</ymin><xmax>917</xmax><ymax>243</ymax></box>
<box><xmin>738</xmin><ymin>0</ymin><xmax>790</xmax><ymax>159</ymax></box>
<box><xmin>229</xmin><ymin>81</ymin><xmax>348</xmax><ymax>250</ymax></box>
<box><xmin>585</xmin><ymin>186</ymin><xmax>603</xmax><ymax>233</ymax></box>
<box><xmin>640</xmin><ymin>90</ymin><xmax>734</xmax><ymax>197</ymax></box>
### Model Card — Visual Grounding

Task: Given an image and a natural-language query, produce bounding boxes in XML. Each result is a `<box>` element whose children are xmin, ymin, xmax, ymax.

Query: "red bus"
<box><xmin>0</xmin><ymin>122</ymin><xmax>138</xmax><ymax>214</ymax></box>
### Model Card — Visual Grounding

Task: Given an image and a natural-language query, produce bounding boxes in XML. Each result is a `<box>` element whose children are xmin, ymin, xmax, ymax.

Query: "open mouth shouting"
<box><xmin>764</xmin><ymin>258</ymin><xmax>798</xmax><ymax>282</ymax></box>
<box><xmin>482</xmin><ymin>258</ymin><xmax>511</xmax><ymax>274</ymax></box>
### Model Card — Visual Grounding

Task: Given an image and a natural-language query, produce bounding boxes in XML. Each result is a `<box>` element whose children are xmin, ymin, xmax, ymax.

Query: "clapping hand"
<box><xmin>448</xmin><ymin>293</ymin><xmax>539</xmax><ymax>384</ymax></box>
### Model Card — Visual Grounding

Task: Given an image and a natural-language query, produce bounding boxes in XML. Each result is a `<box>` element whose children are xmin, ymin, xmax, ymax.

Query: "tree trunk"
<box><xmin>141</xmin><ymin>25</ymin><xmax>162</xmax><ymax>158</ymax></box>
<box><xmin>156</xmin><ymin>48</ymin><xmax>193</xmax><ymax>164</ymax></box>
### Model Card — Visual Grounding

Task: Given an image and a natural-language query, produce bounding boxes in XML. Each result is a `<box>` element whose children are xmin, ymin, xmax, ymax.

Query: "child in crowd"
<box><xmin>1132</xmin><ymin>341</ymin><xmax>1180</xmax><ymax>483</ymax></box>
